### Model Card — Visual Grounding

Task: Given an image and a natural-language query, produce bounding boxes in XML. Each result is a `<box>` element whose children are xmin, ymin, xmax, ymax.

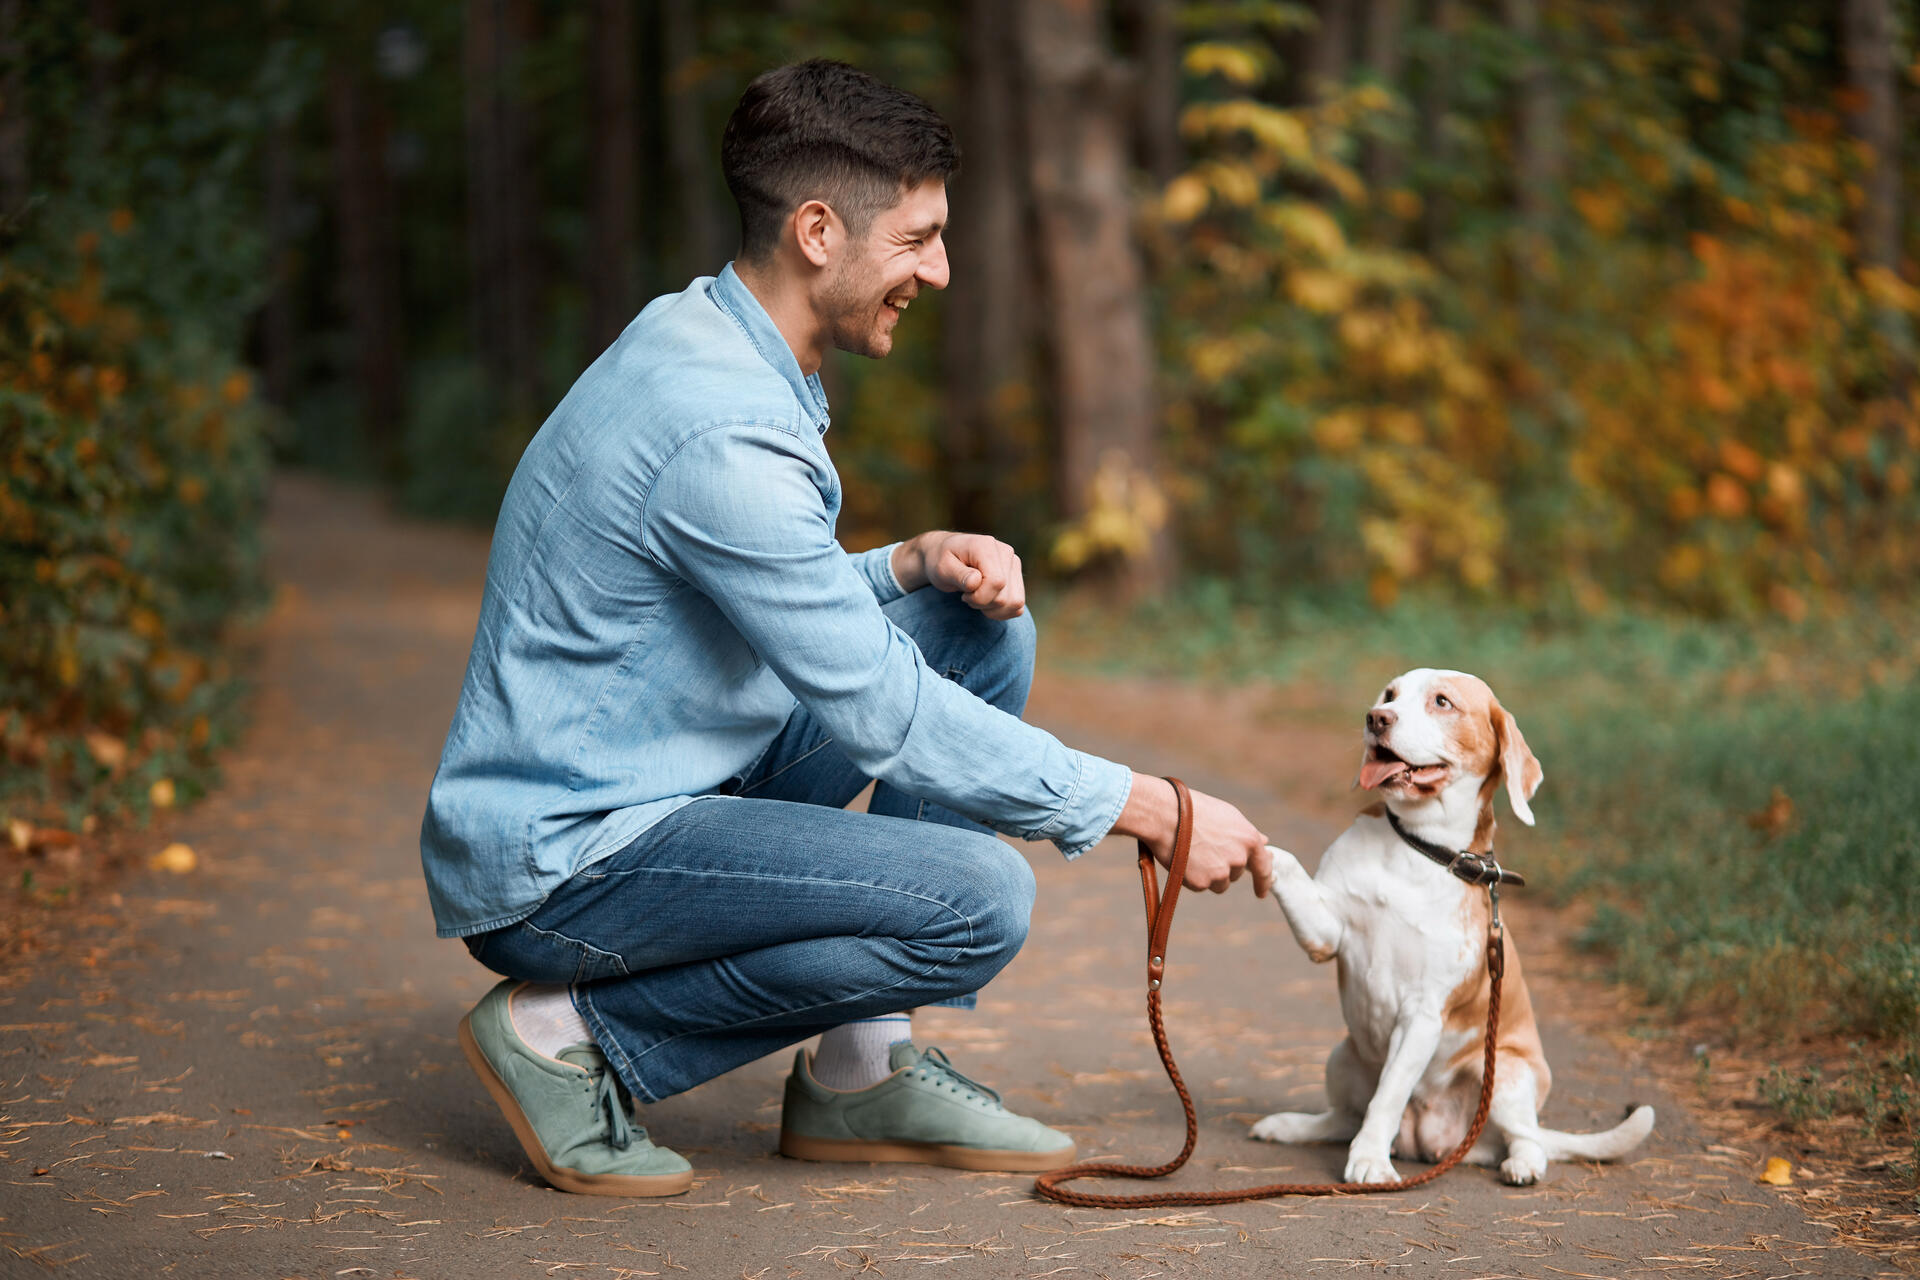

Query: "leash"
<box><xmin>1034</xmin><ymin>776</ymin><xmax>1509</xmax><ymax>1208</ymax></box>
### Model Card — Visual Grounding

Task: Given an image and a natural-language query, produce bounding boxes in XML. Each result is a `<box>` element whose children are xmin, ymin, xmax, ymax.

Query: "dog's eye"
<box><xmin>1434</xmin><ymin>694</ymin><xmax>1452</xmax><ymax>709</ymax></box>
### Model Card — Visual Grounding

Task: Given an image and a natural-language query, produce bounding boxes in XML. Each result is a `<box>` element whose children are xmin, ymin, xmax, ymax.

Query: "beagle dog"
<box><xmin>1251</xmin><ymin>668</ymin><xmax>1654</xmax><ymax>1185</ymax></box>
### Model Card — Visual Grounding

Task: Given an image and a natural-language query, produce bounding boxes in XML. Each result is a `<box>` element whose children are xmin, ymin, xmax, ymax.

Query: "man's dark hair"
<box><xmin>722</xmin><ymin>60</ymin><xmax>959</xmax><ymax>262</ymax></box>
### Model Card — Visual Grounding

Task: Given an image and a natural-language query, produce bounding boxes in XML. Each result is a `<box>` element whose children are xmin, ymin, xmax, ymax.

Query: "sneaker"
<box><xmin>779</xmin><ymin>1041</ymin><xmax>1076</xmax><ymax>1172</ymax></box>
<box><xmin>458</xmin><ymin>980</ymin><xmax>693</xmax><ymax>1196</ymax></box>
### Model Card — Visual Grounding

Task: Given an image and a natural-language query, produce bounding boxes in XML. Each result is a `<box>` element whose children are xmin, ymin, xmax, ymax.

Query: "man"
<box><xmin>420</xmin><ymin>59</ymin><xmax>1273</xmax><ymax>1198</ymax></box>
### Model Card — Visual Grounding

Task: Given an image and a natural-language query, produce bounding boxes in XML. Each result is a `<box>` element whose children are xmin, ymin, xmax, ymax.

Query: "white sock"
<box><xmin>812</xmin><ymin>1015</ymin><xmax>912</xmax><ymax>1090</ymax></box>
<box><xmin>509</xmin><ymin>983</ymin><xmax>593</xmax><ymax>1057</ymax></box>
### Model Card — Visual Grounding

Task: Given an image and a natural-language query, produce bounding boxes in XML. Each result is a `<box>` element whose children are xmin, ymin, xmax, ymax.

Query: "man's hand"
<box><xmin>892</xmin><ymin>531</ymin><xmax>1026</xmax><ymax>620</ymax></box>
<box><xmin>1110</xmin><ymin>774</ymin><xmax>1274</xmax><ymax>898</ymax></box>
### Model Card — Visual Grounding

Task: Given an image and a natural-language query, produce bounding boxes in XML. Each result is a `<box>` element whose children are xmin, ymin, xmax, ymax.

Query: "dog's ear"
<box><xmin>1491</xmin><ymin>702</ymin><xmax>1543</xmax><ymax>825</ymax></box>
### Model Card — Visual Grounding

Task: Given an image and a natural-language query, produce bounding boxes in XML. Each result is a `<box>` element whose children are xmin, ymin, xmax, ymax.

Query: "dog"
<box><xmin>1250</xmin><ymin>668</ymin><xmax>1655</xmax><ymax>1185</ymax></box>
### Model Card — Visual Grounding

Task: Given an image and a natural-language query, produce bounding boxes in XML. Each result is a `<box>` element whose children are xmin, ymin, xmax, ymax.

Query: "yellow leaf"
<box><xmin>1161</xmin><ymin>173</ymin><xmax>1210</xmax><ymax>224</ymax></box>
<box><xmin>150</xmin><ymin>843</ymin><xmax>197</xmax><ymax>874</ymax></box>
<box><xmin>1758</xmin><ymin>1157</ymin><xmax>1792</xmax><ymax>1186</ymax></box>
<box><xmin>1183</xmin><ymin>42</ymin><xmax>1264</xmax><ymax>86</ymax></box>
<box><xmin>85</xmin><ymin>730</ymin><xmax>127</xmax><ymax>771</ymax></box>
<box><xmin>150</xmin><ymin>778</ymin><xmax>176</xmax><ymax>809</ymax></box>
<box><xmin>7</xmin><ymin>818</ymin><xmax>32</xmax><ymax>852</ymax></box>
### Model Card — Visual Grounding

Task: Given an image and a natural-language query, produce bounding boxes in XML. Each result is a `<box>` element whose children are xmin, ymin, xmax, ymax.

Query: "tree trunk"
<box><xmin>1116</xmin><ymin>0</ymin><xmax>1181</xmax><ymax>185</ymax></box>
<box><xmin>263</xmin><ymin>112</ymin><xmax>297</xmax><ymax>411</ymax></box>
<box><xmin>663</xmin><ymin>0</ymin><xmax>722</xmax><ymax>280</ymax></box>
<box><xmin>465</xmin><ymin>0</ymin><xmax>543</xmax><ymax>418</ymax></box>
<box><xmin>0</xmin><ymin>0</ymin><xmax>28</xmax><ymax>212</ymax></box>
<box><xmin>1504</xmin><ymin>0</ymin><xmax>1561</xmax><ymax>321</ymax></box>
<box><xmin>1018</xmin><ymin>0</ymin><xmax>1170</xmax><ymax>591</ymax></box>
<box><xmin>1842</xmin><ymin>0</ymin><xmax>1911</xmax><ymax>367</ymax></box>
<box><xmin>585</xmin><ymin>0</ymin><xmax>638</xmax><ymax>359</ymax></box>
<box><xmin>1504</xmin><ymin>0</ymin><xmax>1561</xmax><ymax>242</ymax></box>
<box><xmin>944</xmin><ymin>0</ymin><xmax>1036</xmax><ymax>537</ymax></box>
<box><xmin>1362</xmin><ymin>0</ymin><xmax>1406</xmax><ymax>212</ymax></box>
<box><xmin>1417</xmin><ymin>0</ymin><xmax>1461</xmax><ymax>252</ymax></box>
<box><xmin>1308</xmin><ymin>0</ymin><xmax>1353</xmax><ymax>100</ymax></box>
<box><xmin>328</xmin><ymin>62</ymin><xmax>406</xmax><ymax>479</ymax></box>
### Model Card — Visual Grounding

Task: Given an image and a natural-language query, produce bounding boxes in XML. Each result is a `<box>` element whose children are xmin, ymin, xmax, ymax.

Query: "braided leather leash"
<box><xmin>1034</xmin><ymin>776</ymin><xmax>1507</xmax><ymax>1208</ymax></box>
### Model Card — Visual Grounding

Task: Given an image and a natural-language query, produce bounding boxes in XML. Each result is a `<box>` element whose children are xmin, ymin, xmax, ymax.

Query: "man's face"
<box><xmin>819</xmin><ymin>177</ymin><xmax>950</xmax><ymax>359</ymax></box>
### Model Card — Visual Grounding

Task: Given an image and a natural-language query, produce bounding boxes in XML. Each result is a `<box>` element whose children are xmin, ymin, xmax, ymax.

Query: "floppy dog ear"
<box><xmin>1492</xmin><ymin>702</ymin><xmax>1543</xmax><ymax>825</ymax></box>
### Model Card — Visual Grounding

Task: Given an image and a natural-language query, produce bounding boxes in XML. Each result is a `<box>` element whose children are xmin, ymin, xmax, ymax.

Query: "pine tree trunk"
<box><xmin>1417</xmin><ymin>0</ymin><xmax>1461</xmax><ymax>252</ymax></box>
<box><xmin>1116</xmin><ymin>0</ymin><xmax>1181</xmax><ymax>185</ymax></box>
<box><xmin>586</xmin><ymin>0</ymin><xmax>638</xmax><ymax>359</ymax></box>
<box><xmin>1308</xmin><ymin>0</ymin><xmax>1353</xmax><ymax>99</ymax></box>
<box><xmin>663</xmin><ymin>0</ymin><xmax>721</xmax><ymax>281</ymax></box>
<box><xmin>1842</xmin><ymin>0</ymin><xmax>1911</xmax><ymax>369</ymax></box>
<box><xmin>1018</xmin><ymin>0</ymin><xmax>1170</xmax><ymax>591</ymax></box>
<box><xmin>0</xmin><ymin>0</ymin><xmax>28</xmax><ymax>212</ymax></box>
<box><xmin>328</xmin><ymin>62</ymin><xmax>405</xmax><ymax>479</ymax></box>
<box><xmin>1362</xmin><ymin>0</ymin><xmax>1406</xmax><ymax>207</ymax></box>
<box><xmin>465</xmin><ymin>0</ymin><xmax>543</xmax><ymax>418</ymax></box>
<box><xmin>944</xmin><ymin>0</ymin><xmax>1035</xmax><ymax>536</ymax></box>
<box><xmin>1504</xmin><ymin>0</ymin><xmax>1560</xmax><ymax>325</ymax></box>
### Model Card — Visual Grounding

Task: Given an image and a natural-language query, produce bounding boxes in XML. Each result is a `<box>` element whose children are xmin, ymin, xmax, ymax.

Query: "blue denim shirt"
<box><xmin>419</xmin><ymin>264</ymin><xmax>1134</xmax><ymax>938</ymax></box>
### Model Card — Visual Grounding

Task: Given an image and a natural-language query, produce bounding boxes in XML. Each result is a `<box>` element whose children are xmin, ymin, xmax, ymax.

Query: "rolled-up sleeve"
<box><xmin>847</xmin><ymin>541</ymin><xmax>908</xmax><ymax>605</ymax></box>
<box><xmin>641</xmin><ymin>424</ymin><xmax>1130</xmax><ymax>857</ymax></box>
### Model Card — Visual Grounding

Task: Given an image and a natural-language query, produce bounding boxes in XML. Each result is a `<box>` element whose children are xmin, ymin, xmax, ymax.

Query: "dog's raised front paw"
<box><xmin>1343</xmin><ymin>1149</ymin><xmax>1399</xmax><ymax>1185</ymax></box>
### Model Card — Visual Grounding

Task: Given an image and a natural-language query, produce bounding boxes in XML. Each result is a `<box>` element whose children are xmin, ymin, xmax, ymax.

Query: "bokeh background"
<box><xmin>3</xmin><ymin>0</ymin><xmax>1917</xmax><ymax>1198</ymax></box>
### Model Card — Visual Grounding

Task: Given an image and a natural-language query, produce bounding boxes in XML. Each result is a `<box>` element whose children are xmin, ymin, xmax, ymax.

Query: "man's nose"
<box><xmin>918</xmin><ymin>239</ymin><xmax>950</xmax><ymax>290</ymax></box>
<box><xmin>1366</xmin><ymin>707</ymin><xmax>1397</xmax><ymax>735</ymax></box>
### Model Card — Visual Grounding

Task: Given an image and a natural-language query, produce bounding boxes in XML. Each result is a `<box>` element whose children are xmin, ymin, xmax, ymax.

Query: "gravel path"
<box><xmin>0</xmin><ymin>471</ymin><xmax>1879</xmax><ymax>1278</ymax></box>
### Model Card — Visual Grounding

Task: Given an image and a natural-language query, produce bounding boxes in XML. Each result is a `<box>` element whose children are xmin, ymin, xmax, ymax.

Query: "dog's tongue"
<box><xmin>1359</xmin><ymin>757</ymin><xmax>1409</xmax><ymax>790</ymax></box>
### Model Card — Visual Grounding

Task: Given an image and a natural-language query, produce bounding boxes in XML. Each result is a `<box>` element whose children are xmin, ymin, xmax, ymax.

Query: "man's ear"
<box><xmin>1492</xmin><ymin>702</ymin><xmax>1543</xmax><ymax>825</ymax></box>
<box><xmin>792</xmin><ymin>199</ymin><xmax>838</xmax><ymax>268</ymax></box>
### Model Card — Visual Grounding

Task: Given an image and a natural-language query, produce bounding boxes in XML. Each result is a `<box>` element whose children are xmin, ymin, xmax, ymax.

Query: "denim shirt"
<box><xmin>418</xmin><ymin>263</ymin><xmax>1134</xmax><ymax>938</ymax></box>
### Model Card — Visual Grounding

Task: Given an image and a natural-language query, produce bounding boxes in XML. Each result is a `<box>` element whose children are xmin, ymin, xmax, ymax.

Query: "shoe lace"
<box><xmin>579</xmin><ymin>1053</ymin><xmax>635</xmax><ymax>1151</ymax></box>
<box><xmin>917</xmin><ymin>1046</ymin><xmax>1002</xmax><ymax>1109</ymax></box>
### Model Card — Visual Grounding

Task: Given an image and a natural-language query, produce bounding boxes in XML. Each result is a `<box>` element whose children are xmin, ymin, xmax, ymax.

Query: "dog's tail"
<box><xmin>1534</xmin><ymin>1105</ymin><xmax>1656</xmax><ymax>1162</ymax></box>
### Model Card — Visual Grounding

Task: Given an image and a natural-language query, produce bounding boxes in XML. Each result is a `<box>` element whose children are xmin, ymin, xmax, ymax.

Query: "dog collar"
<box><xmin>1386</xmin><ymin>810</ymin><xmax>1527</xmax><ymax>888</ymax></box>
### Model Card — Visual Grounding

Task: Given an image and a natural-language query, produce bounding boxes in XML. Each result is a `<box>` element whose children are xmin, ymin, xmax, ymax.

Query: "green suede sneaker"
<box><xmin>779</xmin><ymin>1041</ymin><xmax>1076</xmax><ymax>1172</ymax></box>
<box><xmin>458</xmin><ymin>980</ymin><xmax>692</xmax><ymax>1196</ymax></box>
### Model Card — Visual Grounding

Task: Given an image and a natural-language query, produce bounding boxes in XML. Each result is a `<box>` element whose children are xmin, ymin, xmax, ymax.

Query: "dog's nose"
<box><xmin>1367</xmin><ymin>707</ymin><xmax>1397</xmax><ymax>734</ymax></box>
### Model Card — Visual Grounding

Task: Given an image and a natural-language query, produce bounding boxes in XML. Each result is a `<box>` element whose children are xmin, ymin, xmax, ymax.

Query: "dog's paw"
<box><xmin>1500</xmin><ymin>1147</ymin><xmax>1546</xmax><ymax>1186</ymax></box>
<box><xmin>1343</xmin><ymin>1149</ymin><xmax>1399</xmax><ymax>1185</ymax></box>
<box><xmin>1250</xmin><ymin>1112</ymin><xmax>1311</xmax><ymax>1144</ymax></box>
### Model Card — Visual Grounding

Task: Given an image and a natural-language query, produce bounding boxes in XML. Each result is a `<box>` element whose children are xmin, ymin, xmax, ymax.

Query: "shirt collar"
<box><xmin>708</xmin><ymin>261</ymin><xmax>832</xmax><ymax>434</ymax></box>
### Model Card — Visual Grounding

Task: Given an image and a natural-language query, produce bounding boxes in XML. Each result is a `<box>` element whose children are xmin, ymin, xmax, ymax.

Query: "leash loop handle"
<box><xmin>1035</xmin><ymin>775</ymin><xmax>1507</xmax><ymax>1209</ymax></box>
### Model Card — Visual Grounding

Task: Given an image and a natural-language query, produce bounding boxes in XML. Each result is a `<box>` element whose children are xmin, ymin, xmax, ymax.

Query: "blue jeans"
<box><xmin>462</xmin><ymin>587</ymin><xmax>1041</xmax><ymax>1104</ymax></box>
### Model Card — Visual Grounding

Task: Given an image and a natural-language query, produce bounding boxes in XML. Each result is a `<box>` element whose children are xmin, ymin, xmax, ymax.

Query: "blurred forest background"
<box><xmin>3</xmin><ymin>0</ymin><xmax>1918</xmax><ymax>1187</ymax></box>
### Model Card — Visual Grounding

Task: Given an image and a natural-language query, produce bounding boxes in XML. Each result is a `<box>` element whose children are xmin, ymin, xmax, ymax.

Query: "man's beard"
<box><xmin>821</xmin><ymin>261</ymin><xmax>891</xmax><ymax>360</ymax></box>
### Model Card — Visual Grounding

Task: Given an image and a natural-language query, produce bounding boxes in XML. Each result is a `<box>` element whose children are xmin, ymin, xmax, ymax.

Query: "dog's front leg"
<box><xmin>1266</xmin><ymin>845</ymin><xmax>1343</xmax><ymax>963</ymax></box>
<box><xmin>1344</xmin><ymin>1014</ymin><xmax>1442</xmax><ymax>1184</ymax></box>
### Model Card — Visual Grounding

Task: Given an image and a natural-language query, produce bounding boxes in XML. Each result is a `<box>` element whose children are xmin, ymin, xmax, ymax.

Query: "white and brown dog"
<box><xmin>1251</xmin><ymin>668</ymin><xmax>1655</xmax><ymax>1185</ymax></box>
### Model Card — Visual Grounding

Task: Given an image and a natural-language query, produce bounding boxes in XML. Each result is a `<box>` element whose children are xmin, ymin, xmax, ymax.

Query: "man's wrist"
<box><xmin>890</xmin><ymin>531</ymin><xmax>946</xmax><ymax>595</ymax></box>
<box><xmin>1110</xmin><ymin>771</ymin><xmax>1176</xmax><ymax>844</ymax></box>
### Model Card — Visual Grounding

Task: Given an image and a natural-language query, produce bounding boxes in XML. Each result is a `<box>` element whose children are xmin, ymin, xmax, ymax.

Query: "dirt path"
<box><xmin>0</xmin><ymin>471</ymin><xmax>1882</xmax><ymax>1278</ymax></box>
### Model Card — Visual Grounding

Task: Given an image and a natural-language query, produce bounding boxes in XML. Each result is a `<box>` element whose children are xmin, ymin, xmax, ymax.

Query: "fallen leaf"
<box><xmin>149</xmin><ymin>778</ymin><xmax>176</xmax><ymax>809</ymax></box>
<box><xmin>8</xmin><ymin>818</ymin><xmax>32</xmax><ymax>851</ymax></box>
<box><xmin>150</xmin><ymin>843</ymin><xmax>197</xmax><ymax>874</ymax></box>
<box><xmin>1759</xmin><ymin>1156</ymin><xmax>1793</xmax><ymax>1185</ymax></box>
<box><xmin>85</xmin><ymin>731</ymin><xmax>127</xmax><ymax>771</ymax></box>
<box><xmin>1745</xmin><ymin>787</ymin><xmax>1793</xmax><ymax>836</ymax></box>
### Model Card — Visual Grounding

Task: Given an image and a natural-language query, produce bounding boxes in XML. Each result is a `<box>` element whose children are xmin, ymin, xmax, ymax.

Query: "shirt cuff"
<box><xmin>849</xmin><ymin>541</ymin><xmax>909</xmax><ymax>605</ymax></box>
<box><xmin>1046</xmin><ymin>753</ymin><xmax>1134</xmax><ymax>860</ymax></box>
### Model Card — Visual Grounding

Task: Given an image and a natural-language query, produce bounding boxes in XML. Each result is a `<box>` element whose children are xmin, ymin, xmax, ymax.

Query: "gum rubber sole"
<box><xmin>457</xmin><ymin>1013</ymin><xmax>693</xmax><ymax>1197</ymax></box>
<box><xmin>779</xmin><ymin>1129</ymin><xmax>1076</xmax><ymax>1172</ymax></box>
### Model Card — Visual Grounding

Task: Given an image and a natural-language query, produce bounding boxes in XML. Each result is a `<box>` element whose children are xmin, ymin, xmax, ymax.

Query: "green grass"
<box><xmin>1043</xmin><ymin>584</ymin><xmax>1920</xmax><ymax>1161</ymax></box>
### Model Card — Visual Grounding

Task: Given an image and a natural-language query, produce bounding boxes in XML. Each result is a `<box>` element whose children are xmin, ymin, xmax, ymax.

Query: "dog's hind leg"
<box><xmin>1250</xmin><ymin>1037</ymin><xmax>1367</xmax><ymax>1145</ymax></box>
<box><xmin>1485</xmin><ymin>1067</ymin><xmax>1549</xmax><ymax>1185</ymax></box>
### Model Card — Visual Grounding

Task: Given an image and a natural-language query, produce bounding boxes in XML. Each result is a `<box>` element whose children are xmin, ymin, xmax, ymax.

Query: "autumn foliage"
<box><xmin>1150</xmin><ymin>8</ymin><xmax>1919</xmax><ymax>616</ymax></box>
<box><xmin>0</xmin><ymin>216</ymin><xmax>272</xmax><ymax>843</ymax></box>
